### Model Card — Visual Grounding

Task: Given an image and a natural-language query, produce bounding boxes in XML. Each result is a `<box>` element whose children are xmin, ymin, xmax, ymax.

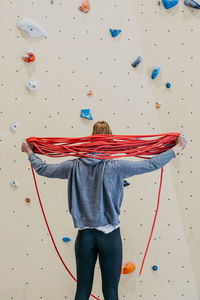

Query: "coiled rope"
<box><xmin>26</xmin><ymin>132</ymin><xmax>179</xmax><ymax>300</ymax></box>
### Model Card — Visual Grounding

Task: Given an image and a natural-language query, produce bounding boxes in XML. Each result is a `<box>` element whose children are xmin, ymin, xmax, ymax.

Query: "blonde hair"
<box><xmin>92</xmin><ymin>121</ymin><xmax>113</xmax><ymax>135</ymax></box>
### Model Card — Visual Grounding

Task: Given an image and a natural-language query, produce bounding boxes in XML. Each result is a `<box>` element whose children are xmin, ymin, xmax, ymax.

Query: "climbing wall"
<box><xmin>0</xmin><ymin>0</ymin><xmax>199</xmax><ymax>299</ymax></box>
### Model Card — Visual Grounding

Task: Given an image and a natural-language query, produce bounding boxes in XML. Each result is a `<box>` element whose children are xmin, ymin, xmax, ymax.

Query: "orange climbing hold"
<box><xmin>156</xmin><ymin>102</ymin><xmax>161</xmax><ymax>109</ymax></box>
<box><xmin>25</xmin><ymin>197</ymin><xmax>31</xmax><ymax>203</ymax></box>
<box><xmin>79</xmin><ymin>0</ymin><xmax>90</xmax><ymax>13</ymax></box>
<box><xmin>87</xmin><ymin>90</ymin><xmax>93</xmax><ymax>95</ymax></box>
<box><xmin>121</xmin><ymin>262</ymin><xmax>136</xmax><ymax>274</ymax></box>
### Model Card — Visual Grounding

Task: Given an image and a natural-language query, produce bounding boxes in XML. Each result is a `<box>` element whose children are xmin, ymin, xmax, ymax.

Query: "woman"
<box><xmin>21</xmin><ymin>121</ymin><xmax>187</xmax><ymax>300</ymax></box>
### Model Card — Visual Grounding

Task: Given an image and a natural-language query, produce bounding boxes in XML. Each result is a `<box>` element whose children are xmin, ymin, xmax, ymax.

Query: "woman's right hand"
<box><xmin>175</xmin><ymin>133</ymin><xmax>187</xmax><ymax>150</ymax></box>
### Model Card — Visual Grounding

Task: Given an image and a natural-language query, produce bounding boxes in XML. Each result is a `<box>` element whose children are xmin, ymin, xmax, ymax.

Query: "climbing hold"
<box><xmin>22</xmin><ymin>51</ymin><xmax>35</xmax><ymax>63</ymax></box>
<box><xmin>162</xmin><ymin>0</ymin><xmax>179</xmax><ymax>9</ymax></box>
<box><xmin>11</xmin><ymin>121</ymin><xmax>19</xmax><ymax>132</ymax></box>
<box><xmin>156</xmin><ymin>102</ymin><xmax>161</xmax><ymax>109</ymax></box>
<box><xmin>184</xmin><ymin>0</ymin><xmax>200</xmax><ymax>8</ymax></box>
<box><xmin>79</xmin><ymin>0</ymin><xmax>90</xmax><ymax>13</ymax></box>
<box><xmin>132</xmin><ymin>56</ymin><xmax>142</xmax><ymax>68</ymax></box>
<box><xmin>11</xmin><ymin>180</ymin><xmax>19</xmax><ymax>187</ymax></box>
<box><xmin>152</xmin><ymin>265</ymin><xmax>158</xmax><ymax>271</ymax></box>
<box><xmin>166</xmin><ymin>82</ymin><xmax>171</xmax><ymax>88</ymax></box>
<box><xmin>63</xmin><ymin>237</ymin><xmax>71</xmax><ymax>243</ymax></box>
<box><xmin>25</xmin><ymin>197</ymin><xmax>31</xmax><ymax>203</ymax></box>
<box><xmin>17</xmin><ymin>18</ymin><xmax>47</xmax><ymax>38</ymax></box>
<box><xmin>26</xmin><ymin>81</ymin><xmax>38</xmax><ymax>92</ymax></box>
<box><xmin>123</xmin><ymin>179</ymin><xmax>130</xmax><ymax>187</ymax></box>
<box><xmin>151</xmin><ymin>66</ymin><xmax>160</xmax><ymax>79</ymax></box>
<box><xmin>110</xmin><ymin>29</ymin><xmax>121</xmax><ymax>38</ymax></box>
<box><xmin>80</xmin><ymin>109</ymin><xmax>93</xmax><ymax>120</ymax></box>
<box><xmin>87</xmin><ymin>90</ymin><xmax>93</xmax><ymax>96</ymax></box>
<box><xmin>121</xmin><ymin>262</ymin><xmax>136</xmax><ymax>274</ymax></box>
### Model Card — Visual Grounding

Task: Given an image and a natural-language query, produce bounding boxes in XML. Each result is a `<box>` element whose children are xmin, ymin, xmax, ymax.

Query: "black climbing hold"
<box><xmin>124</xmin><ymin>179</ymin><xmax>130</xmax><ymax>187</ymax></box>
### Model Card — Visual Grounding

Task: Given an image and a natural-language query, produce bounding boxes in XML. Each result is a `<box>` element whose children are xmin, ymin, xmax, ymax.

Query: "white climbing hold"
<box><xmin>26</xmin><ymin>81</ymin><xmax>38</xmax><ymax>92</ymax></box>
<box><xmin>17</xmin><ymin>18</ymin><xmax>47</xmax><ymax>38</ymax></box>
<box><xmin>11</xmin><ymin>121</ymin><xmax>19</xmax><ymax>132</ymax></box>
<box><xmin>11</xmin><ymin>180</ymin><xmax>19</xmax><ymax>187</ymax></box>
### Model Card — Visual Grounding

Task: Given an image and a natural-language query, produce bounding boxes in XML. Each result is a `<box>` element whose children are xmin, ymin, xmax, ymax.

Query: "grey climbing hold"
<box><xmin>132</xmin><ymin>56</ymin><xmax>142</xmax><ymax>68</ymax></box>
<box><xmin>184</xmin><ymin>0</ymin><xmax>200</xmax><ymax>8</ymax></box>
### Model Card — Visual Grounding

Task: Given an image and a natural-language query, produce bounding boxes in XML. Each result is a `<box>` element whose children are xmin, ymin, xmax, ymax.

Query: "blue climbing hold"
<box><xmin>132</xmin><ymin>56</ymin><xmax>142</xmax><ymax>68</ymax></box>
<box><xmin>124</xmin><ymin>179</ymin><xmax>130</xmax><ymax>187</ymax></box>
<box><xmin>63</xmin><ymin>237</ymin><xmax>71</xmax><ymax>243</ymax></box>
<box><xmin>110</xmin><ymin>29</ymin><xmax>121</xmax><ymax>37</ymax></box>
<box><xmin>80</xmin><ymin>109</ymin><xmax>93</xmax><ymax>120</ymax></box>
<box><xmin>152</xmin><ymin>265</ymin><xmax>158</xmax><ymax>271</ymax></box>
<box><xmin>162</xmin><ymin>0</ymin><xmax>178</xmax><ymax>9</ymax></box>
<box><xmin>151</xmin><ymin>66</ymin><xmax>160</xmax><ymax>79</ymax></box>
<box><xmin>166</xmin><ymin>82</ymin><xmax>171</xmax><ymax>88</ymax></box>
<box><xmin>184</xmin><ymin>0</ymin><xmax>200</xmax><ymax>8</ymax></box>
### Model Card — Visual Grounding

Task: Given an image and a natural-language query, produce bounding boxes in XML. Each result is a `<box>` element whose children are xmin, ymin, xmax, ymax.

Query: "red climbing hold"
<box><xmin>22</xmin><ymin>51</ymin><xmax>35</xmax><ymax>63</ymax></box>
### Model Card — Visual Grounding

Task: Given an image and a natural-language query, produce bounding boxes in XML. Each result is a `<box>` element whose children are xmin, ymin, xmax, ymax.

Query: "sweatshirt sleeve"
<box><xmin>28</xmin><ymin>153</ymin><xmax>74</xmax><ymax>179</ymax></box>
<box><xmin>112</xmin><ymin>149</ymin><xmax>176</xmax><ymax>179</ymax></box>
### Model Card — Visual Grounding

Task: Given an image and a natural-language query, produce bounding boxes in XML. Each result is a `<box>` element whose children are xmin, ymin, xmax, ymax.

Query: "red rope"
<box><xmin>26</xmin><ymin>132</ymin><xmax>179</xmax><ymax>299</ymax></box>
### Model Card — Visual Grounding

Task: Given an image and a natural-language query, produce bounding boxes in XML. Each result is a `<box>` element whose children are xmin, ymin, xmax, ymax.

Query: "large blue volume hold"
<box><xmin>162</xmin><ymin>0</ymin><xmax>179</xmax><ymax>9</ymax></box>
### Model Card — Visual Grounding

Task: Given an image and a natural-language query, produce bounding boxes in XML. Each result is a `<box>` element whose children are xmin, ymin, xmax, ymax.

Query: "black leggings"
<box><xmin>74</xmin><ymin>227</ymin><xmax>123</xmax><ymax>300</ymax></box>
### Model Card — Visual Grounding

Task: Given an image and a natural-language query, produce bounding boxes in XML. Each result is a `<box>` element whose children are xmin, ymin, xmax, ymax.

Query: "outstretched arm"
<box><xmin>21</xmin><ymin>142</ymin><xmax>74</xmax><ymax>179</ymax></box>
<box><xmin>113</xmin><ymin>148</ymin><xmax>176</xmax><ymax>179</ymax></box>
<box><xmin>111</xmin><ymin>134</ymin><xmax>187</xmax><ymax>179</ymax></box>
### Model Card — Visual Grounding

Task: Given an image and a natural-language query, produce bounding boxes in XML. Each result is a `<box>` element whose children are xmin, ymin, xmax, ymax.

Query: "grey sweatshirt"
<box><xmin>28</xmin><ymin>149</ymin><xmax>176</xmax><ymax>229</ymax></box>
